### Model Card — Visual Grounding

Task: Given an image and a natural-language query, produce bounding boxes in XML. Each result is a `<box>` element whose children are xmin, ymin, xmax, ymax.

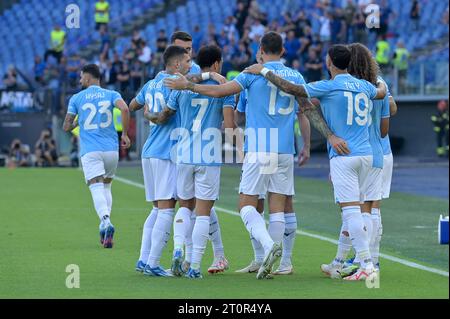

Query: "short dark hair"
<box><xmin>81</xmin><ymin>64</ymin><xmax>101</xmax><ymax>79</ymax></box>
<box><xmin>163</xmin><ymin>45</ymin><xmax>188</xmax><ymax>66</ymax></box>
<box><xmin>196</xmin><ymin>45</ymin><xmax>222</xmax><ymax>69</ymax></box>
<box><xmin>260</xmin><ymin>31</ymin><xmax>283</xmax><ymax>55</ymax></box>
<box><xmin>170</xmin><ymin>31</ymin><xmax>192</xmax><ymax>43</ymax></box>
<box><xmin>328</xmin><ymin>44</ymin><xmax>351</xmax><ymax>70</ymax></box>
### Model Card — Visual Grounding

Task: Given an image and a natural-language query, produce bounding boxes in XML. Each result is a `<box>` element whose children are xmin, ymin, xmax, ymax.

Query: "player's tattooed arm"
<box><xmin>244</xmin><ymin>64</ymin><xmax>308</xmax><ymax>97</ymax></box>
<box><xmin>186</xmin><ymin>72</ymin><xmax>227</xmax><ymax>84</ymax></box>
<box><xmin>144</xmin><ymin>105</ymin><xmax>176</xmax><ymax>125</ymax></box>
<box><xmin>129</xmin><ymin>98</ymin><xmax>144</xmax><ymax>112</ymax></box>
<box><xmin>298</xmin><ymin>97</ymin><xmax>350</xmax><ymax>155</ymax></box>
<box><xmin>63</xmin><ymin>113</ymin><xmax>78</xmax><ymax>132</ymax></box>
<box><xmin>264</xmin><ymin>71</ymin><xmax>308</xmax><ymax>97</ymax></box>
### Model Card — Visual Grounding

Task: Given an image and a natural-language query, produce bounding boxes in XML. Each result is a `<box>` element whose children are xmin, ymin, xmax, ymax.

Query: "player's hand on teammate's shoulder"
<box><xmin>210</xmin><ymin>72</ymin><xmax>227</xmax><ymax>84</ymax></box>
<box><xmin>121</xmin><ymin>134</ymin><xmax>131</xmax><ymax>149</ymax></box>
<box><xmin>244</xmin><ymin>63</ymin><xmax>264</xmax><ymax>75</ymax></box>
<box><xmin>327</xmin><ymin>134</ymin><xmax>350</xmax><ymax>155</ymax></box>
<box><xmin>164</xmin><ymin>73</ymin><xmax>189</xmax><ymax>90</ymax></box>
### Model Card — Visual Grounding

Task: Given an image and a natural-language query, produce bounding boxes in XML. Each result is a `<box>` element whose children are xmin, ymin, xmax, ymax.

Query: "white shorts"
<box><xmin>330</xmin><ymin>155</ymin><xmax>382</xmax><ymax>204</ymax></box>
<box><xmin>177</xmin><ymin>164</ymin><xmax>221</xmax><ymax>201</ymax></box>
<box><xmin>382</xmin><ymin>153</ymin><xmax>394</xmax><ymax>199</ymax></box>
<box><xmin>81</xmin><ymin>151</ymin><xmax>118</xmax><ymax>183</ymax></box>
<box><xmin>239</xmin><ymin>152</ymin><xmax>294</xmax><ymax>196</ymax></box>
<box><xmin>142</xmin><ymin>158</ymin><xmax>177</xmax><ymax>202</ymax></box>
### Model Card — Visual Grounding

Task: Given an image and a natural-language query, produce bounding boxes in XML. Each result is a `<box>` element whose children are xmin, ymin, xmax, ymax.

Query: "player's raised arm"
<box><xmin>186</xmin><ymin>72</ymin><xmax>227</xmax><ymax>84</ymax></box>
<box><xmin>164</xmin><ymin>73</ymin><xmax>241</xmax><ymax>98</ymax></box>
<box><xmin>389</xmin><ymin>95</ymin><xmax>398</xmax><ymax>116</ymax></box>
<box><xmin>297</xmin><ymin>97</ymin><xmax>350</xmax><ymax>155</ymax></box>
<box><xmin>243</xmin><ymin>64</ymin><xmax>309</xmax><ymax>98</ymax></box>
<box><xmin>373</xmin><ymin>80</ymin><xmax>388</xmax><ymax>100</ymax></box>
<box><xmin>115</xmin><ymin>98</ymin><xmax>131</xmax><ymax>149</ymax></box>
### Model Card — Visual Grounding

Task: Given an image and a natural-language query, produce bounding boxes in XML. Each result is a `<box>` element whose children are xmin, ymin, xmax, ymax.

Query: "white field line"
<box><xmin>114</xmin><ymin>176</ymin><xmax>449</xmax><ymax>278</ymax></box>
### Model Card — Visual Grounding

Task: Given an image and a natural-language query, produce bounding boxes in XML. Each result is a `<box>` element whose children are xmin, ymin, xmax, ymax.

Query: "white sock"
<box><xmin>268</xmin><ymin>212</ymin><xmax>285</xmax><ymax>244</ymax></box>
<box><xmin>240</xmin><ymin>205</ymin><xmax>274</xmax><ymax>255</ymax></box>
<box><xmin>147</xmin><ymin>208</ymin><xmax>174</xmax><ymax>268</ymax></box>
<box><xmin>281</xmin><ymin>212</ymin><xmax>297</xmax><ymax>266</ymax></box>
<box><xmin>342</xmin><ymin>206</ymin><xmax>373</xmax><ymax>270</ymax></box>
<box><xmin>361</xmin><ymin>212</ymin><xmax>373</xmax><ymax>254</ymax></box>
<box><xmin>138</xmin><ymin>207</ymin><xmax>158</xmax><ymax>263</ymax></box>
<box><xmin>334</xmin><ymin>220</ymin><xmax>352</xmax><ymax>265</ymax></box>
<box><xmin>250</xmin><ymin>212</ymin><xmax>265</xmax><ymax>263</ymax></box>
<box><xmin>173</xmin><ymin>207</ymin><xmax>192</xmax><ymax>252</ymax></box>
<box><xmin>370</xmin><ymin>208</ymin><xmax>382</xmax><ymax>266</ymax></box>
<box><xmin>104</xmin><ymin>183</ymin><xmax>112</xmax><ymax>215</ymax></box>
<box><xmin>185</xmin><ymin>210</ymin><xmax>196</xmax><ymax>264</ymax></box>
<box><xmin>89</xmin><ymin>183</ymin><xmax>109</xmax><ymax>221</ymax></box>
<box><xmin>191</xmin><ymin>216</ymin><xmax>210</xmax><ymax>270</ymax></box>
<box><xmin>209</xmin><ymin>207</ymin><xmax>225</xmax><ymax>258</ymax></box>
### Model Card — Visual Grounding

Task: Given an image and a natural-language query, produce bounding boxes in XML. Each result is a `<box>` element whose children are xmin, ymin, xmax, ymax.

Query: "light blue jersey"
<box><xmin>153</xmin><ymin>61</ymin><xmax>201</xmax><ymax>81</ymax></box>
<box><xmin>135</xmin><ymin>73</ymin><xmax>178</xmax><ymax>160</ymax></box>
<box><xmin>303</xmin><ymin>74</ymin><xmax>378</xmax><ymax>159</ymax></box>
<box><xmin>379</xmin><ymin>79</ymin><xmax>392</xmax><ymax>155</ymax></box>
<box><xmin>233</xmin><ymin>61</ymin><xmax>305</xmax><ymax>154</ymax></box>
<box><xmin>68</xmin><ymin>85</ymin><xmax>121</xmax><ymax>156</ymax></box>
<box><xmin>369</xmin><ymin>77</ymin><xmax>391</xmax><ymax>167</ymax></box>
<box><xmin>236</xmin><ymin>89</ymin><xmax>248</xmax><ymax>113</ymax></box>
<box><xmin>168</xmin><ymin>79</ymin><xmax>235</xmax><ymax>165</ymax></box>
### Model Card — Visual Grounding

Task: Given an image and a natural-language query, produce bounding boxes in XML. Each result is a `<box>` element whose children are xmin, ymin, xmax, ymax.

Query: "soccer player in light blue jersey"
<box><xmin>63</xmin><ymin>64</ymin><xmax>131</xmax><ymax>249</ymax></box>
<box><xmin>130</xmin><ymin>46</ymin><xmax>192</xmax><ymax>277</ymax></box>
<box><xmin>148</xmin><ymin>45</ymin><xmax>236</xmax><ymax>278</ymax></box>
<box><xmin>340</xmin><ymin>43</ymin><xmax>398</xmax><ymax>275</ymax></box>
<box><xmin>244</xmin><ymin>44</ymin><xmax>388</xmax><ymax>281</ymax></box>
<box><xmin>165</xmin><ymin>32</ymin><xmax>345</xmax><ymax>279</ymax></box>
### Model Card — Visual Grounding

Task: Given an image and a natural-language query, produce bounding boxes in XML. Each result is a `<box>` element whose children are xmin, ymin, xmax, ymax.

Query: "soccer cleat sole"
<box><xmin>102</xmin><ymin>226</ymin><xmax>115</xmax><ymax>248</ymax></box>
<box><xmin>256</xmin><ymin>244</ymin><xmax>282</xmax><ymax>280</ymax></box>
<box><xmin>171</xmin><ymin>256</ymin><xmax>184</xmax><ymax>277</ymax></box>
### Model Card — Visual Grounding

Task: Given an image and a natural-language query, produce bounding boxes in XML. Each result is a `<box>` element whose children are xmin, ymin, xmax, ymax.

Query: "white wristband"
<box><xmin>260</xmin><ymin>67</ymin><xmax>270</xmax><ymax>77</ymax></box>
<box><xmin>201</xmin><ymin>72</ymin><xmax>210</xmax><ymax>80</ymax></box>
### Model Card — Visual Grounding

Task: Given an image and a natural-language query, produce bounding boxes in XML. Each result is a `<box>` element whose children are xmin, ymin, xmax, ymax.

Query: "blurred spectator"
<box><xmin>353</xmin><ymin>9</ymin><xmax>368</xmax><ymax>44</ymax></box>
<box><xmin>284</xmin><ymin>30</ymin><xmax>301</xmax><ymax>66</ymax></box>
<box><xmin>393</xmin><ymin>40</ymin><xmax>410</xmax><ymax>93</ymax></box>
<box><xmin>130</xmin><ymin>59</ymin><xmax>143</xmax><ymax>92</ymax></box>
<box><xmin>248</xmin><ymin>34</ymin><xmax>260</xmax><ymax>63</ymax></box>
<box><xmin>378</xmin><ymin>0</ymin><xmax>394</xmax><ymax>36</ymax></box>
<box><xmin>8</xmin><ymin>139</ymin><xmax>32</xmax><ymax>167</ymax></box>
<box><xmin>132</xmin><ymin>29</ymin><xmax>144</xmax><ymax>48</ymax></box>
<box><xmin>3</xmin><ymin>65</ymin><xmax>19</xmax><ymax>90</ymax></box>
<box><xmin>125</xmin><ymin>42</ymin><xmax>139</xmax><ymax>64</ymax></box>
<box><xmin>305</xmin><ymin>47</ymin><xmax>323</xmax><ymax>82</ymax></box>
<box><xmin>344</xmin><ymin>0</ymin><xmax>357</xmax><ymax>42</ymax></box>
<box><xmin>410</xmin><ymin>0</ymin><xmax>420</xmax><ymax>31</ymax></box>
<box><xmin>138</xmin><ymin>40</ymin><xmax>152</xmax><ymax>65</ymax></box>
<box><xmin>216</xmin><ymin>29</ymin><xmax>230</xmax><ymax>48</ymax></box>
<box><xmin>431</xmin><ymin>100</ymin><xmax>449</xmax><ymax>157</ymax></box>
<box><xmin>44</xmin><ymin>24</ymin><xmax>65</xmax><ymax>64</ymax></box>
<box><xmin>249</xmin><ymin>19</ymin><xmax>266</xmax><ymax>40</ymax></box>
<box><xmin>376</xmin><ymin>34</ymin><xmax>391</xmax><ymax>74</ymax></box>
<box><xmin>34</xmin><ymin>56</ymin><xmax>47</xmax><ymax>85</ymax></box>
<box><xmin>248</xmin><ymin>0</ymin><xmax>262</xmax><ymax>20</ymax></box>
<box><xmin>95</xmin><ymin>0</ymin><xmax>110</xmax><ymax>30</ymax></box>
<box><xmin>192</xmin><ymin>25</ymin><xmax>204</xmax><ymax>54</ymax></box>
<box><xmin>117</xmin><ymin>62</ymin><xmax>131</xmax><ymax>96</ymax></box>
<box><xmin>357</xmin><ymin>0</ymin><xmax>372</xmax><ymax>11</ymax></box>
<box><xmin>35</xmin><ymin>129</ymin><xmax>58</xmax><ymax>167</ymax></box>
<box><xmin>291</xmin><ymin>59</ymin><xmax>301</xmax><ymax>73</ymax></box>
<box><xmin>234</xmin><ymin>1</ymin><xmax>249</xmax><ymax>37</ymax></box>
<box><xmin>313</xmin><ymin>11</ymin><xmax>332</xmax><ymax>44</ymax></box>
<box><xmin>223</xmin><ymin>16</ymin><xmax>238</xmax><ymax>41</ymax></box>
<box><xmin>156</xmin><ymin>29</ymin><xmax>168</xmax><ymax>53</ymax></box>
<box><xmin>99</xmin><ymin>25</ymin><xmax>111</xmax><ymax>59</ymax></box>
<box><xmin>232</xmin><ymin>42</ymin><xmax>251</xmax><ymax>70</ymax></box>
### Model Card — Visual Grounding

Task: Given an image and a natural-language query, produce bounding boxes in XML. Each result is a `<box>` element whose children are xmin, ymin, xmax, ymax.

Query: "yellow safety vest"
<box><xmin>71</xmin><ymin>115</ymin><xmax>79</xmax><ymax>137</ymax></box>
<box><xmin>113</xmin><ymin>107</ymin><xmax>123</xmax><ymax>132</ymax></box>
<box><xmin>226</xmin><ymin>70</ymin><xmax>240</xmax><ymax>81</ymax></box>
<box><xmin>376</xmin><ymin>41</ymin><xmax>390</xmax><ymax>65</ymax></box>
<box><xmin>393</xmin><ymin>48</ymin><xmax>409</xmax><ymax>70</ymax></box>
<box><xmin>95</xmin><ymin>1</ymin><xmax>110</xmax><ymax>23</ymax></box>
<box><xmin>51</xmin><ymin>30</ymin><xmax>66</xmax><ymax>52</ymax></box>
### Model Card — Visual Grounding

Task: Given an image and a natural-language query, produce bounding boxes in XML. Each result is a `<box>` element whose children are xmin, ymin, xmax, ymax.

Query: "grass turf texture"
<box><xmin>0</xmin><ymin>167</ymin><xmax>448</xmax><ymax>298</ymax></box>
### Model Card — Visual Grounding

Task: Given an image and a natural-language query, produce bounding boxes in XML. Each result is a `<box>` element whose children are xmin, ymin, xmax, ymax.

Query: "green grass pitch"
<box><xmin>0</xmin><ymin>167</ymin><xmax>448</xmax><ymax>298</ymax></box>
